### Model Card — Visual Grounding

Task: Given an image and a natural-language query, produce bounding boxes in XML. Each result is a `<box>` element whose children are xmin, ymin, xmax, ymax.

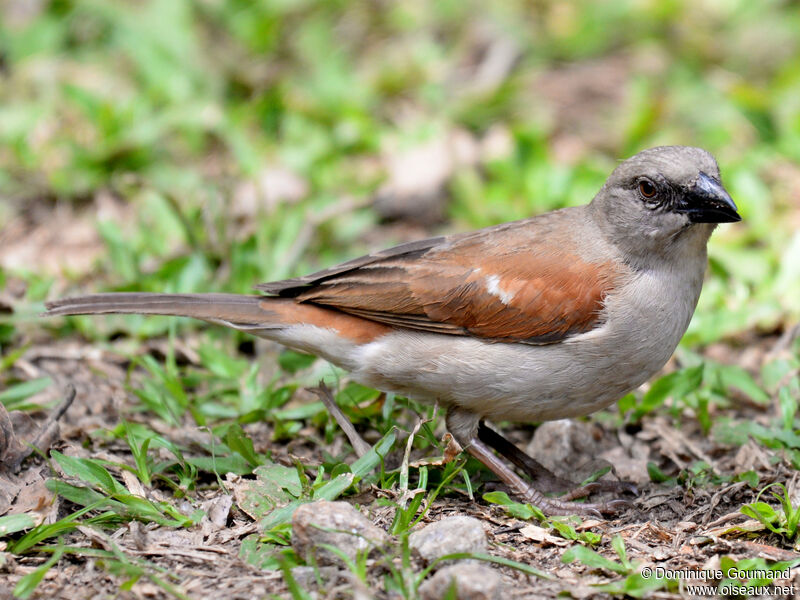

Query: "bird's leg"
<box><xmin>446</xmin><ymin>409</ymin><xmax>629</xmax><ymax>516</ymax></box>
<box><xmin>477</xmin><ymin>422</ymin><xmax>638</xmax><ymax>500</ymax></box>
<box><xmin>477</xmin><ymin>422</ymin><xmax>577</xmax><ymax>493</ymax></box>
<box><xmin>465</xmin><ymin>436</ymin><xmax>630</xmax><ymax>516</ymax></box>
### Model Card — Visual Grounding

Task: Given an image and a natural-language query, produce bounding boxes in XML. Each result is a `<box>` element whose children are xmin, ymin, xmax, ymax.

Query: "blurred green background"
<box><xmin>1</xmin><ymin>0</ymin><xmax>798</xmax><ymax>351</ymax></box>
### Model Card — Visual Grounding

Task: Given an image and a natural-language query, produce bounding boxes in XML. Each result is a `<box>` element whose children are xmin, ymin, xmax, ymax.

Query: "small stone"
<box><xmin>418</xmin><ymin>563</ymin><xmax>502</xmax><ymax>600</ymax></box>
<box><xmin>409</xmin><ymin>516</ymin><xmax>487</xmax><ymax>563</ymax></box>
<box><xmin>652</xmin><ymin>546</ymin><xmax>671</xmax><ymax>561</ymax></box>
<box><xmin>292</xmin><ymin>500</ymin><xmax>388</xmax><ymax>566</ymax></box>
<box><xmin>525</xmin><ymin>419</ymin><xmax>600</xmax><ymax>474</ymax></box>
<box><xmin>290</xmin><ymin>565</ymin><xmax>341</xmax><ymax>589</ymax></box>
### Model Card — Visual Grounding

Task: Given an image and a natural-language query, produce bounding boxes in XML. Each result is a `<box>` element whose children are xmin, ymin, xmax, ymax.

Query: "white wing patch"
<box><xmin>485</xmin><ymin>274</ymin><xmax>516</xmax><ymax>305</ymax></box>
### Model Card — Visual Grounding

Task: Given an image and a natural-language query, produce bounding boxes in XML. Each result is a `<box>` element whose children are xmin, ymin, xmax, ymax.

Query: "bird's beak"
<box><xmin>680</xmin><ymin>172</ymin><xmax>741</xmax><ymax>223</ymax></box>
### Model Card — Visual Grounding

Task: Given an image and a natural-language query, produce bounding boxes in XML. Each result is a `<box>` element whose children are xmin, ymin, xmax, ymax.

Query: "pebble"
<box><xmin>418</xmin><ymin>563</ymin><xmax>503</xmax><ymax>600</ymax></box>
<box><xmin>409</xmin><ymin>516</ymin><xmax>487</xmax><ymax>563</ymax></box>
<box><xmin>526</xmin><ymin>419</ymin><xmax>600</xmax><ymax>473</ymax></box>
<box><xmin>291</xmin><ymin>500</ymin><xmax>388</xmax><ymax>566</ymax></box>
<box><xmin>290</xmin><ymin>565</ymin><xmax>341</xmax><ymax>588</ymax></box>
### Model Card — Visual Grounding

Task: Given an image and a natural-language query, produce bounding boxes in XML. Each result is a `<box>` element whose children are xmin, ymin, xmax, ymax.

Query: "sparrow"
<box><xmin>46</xmin><ymin>146</ymin><xmax>740</xmax><ymax>515</ymax></box>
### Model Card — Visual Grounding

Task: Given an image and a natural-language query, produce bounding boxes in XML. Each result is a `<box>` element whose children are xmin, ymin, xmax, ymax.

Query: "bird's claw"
<box><xmin>518</xmin><ymin>489</ymin><xmax>633</xmax><ymax>518</ymax></box>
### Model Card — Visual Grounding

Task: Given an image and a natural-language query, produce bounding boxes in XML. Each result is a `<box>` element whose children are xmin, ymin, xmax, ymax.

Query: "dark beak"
<box><xmin>680</xmin><ymin>172</ymin><xmax>741</xmax><ymax>223</ymax></box>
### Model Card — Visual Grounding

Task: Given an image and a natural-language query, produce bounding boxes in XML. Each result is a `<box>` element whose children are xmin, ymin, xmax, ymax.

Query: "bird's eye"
<box><xmin>638</xmin><ymin>179</ymin><xmax>657</xmax><ymax>199</ymax></box>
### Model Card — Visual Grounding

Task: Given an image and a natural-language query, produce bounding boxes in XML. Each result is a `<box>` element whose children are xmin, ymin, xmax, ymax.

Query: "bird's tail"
<box><xmin>45</xmin><ymin>292</ymin><xmax>392</xmax><ymax>371</ymax></box>
<box><xmin>44</xmin><ymin>293</ymin><xmax>272</xmax><ymax>330</ymax></box>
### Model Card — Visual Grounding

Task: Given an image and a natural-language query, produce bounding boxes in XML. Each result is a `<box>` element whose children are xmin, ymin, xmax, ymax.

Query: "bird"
<box><xmin>45</xmin><ymin>146</ymin><xmax>740</xmax><ymax>515</ymax></box>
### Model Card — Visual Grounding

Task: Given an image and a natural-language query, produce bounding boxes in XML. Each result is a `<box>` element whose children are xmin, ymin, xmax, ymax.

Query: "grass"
<box><xmin>1</xmin><ymin>0</ymin><xmax>800</xmax><ymax>597</ymax></box>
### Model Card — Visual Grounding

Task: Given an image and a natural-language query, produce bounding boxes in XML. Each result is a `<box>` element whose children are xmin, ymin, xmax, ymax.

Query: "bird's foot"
<box><xmin>465</xmin><ymin>434</ymin><xmax>635</xmax><ymax>518</ymax></box>
<box><xmin>476</xmin><ymin>421</ymin><xmax>639</xmax><ymax>503</ymax></box>
<box><xmin>518</xmin><ymin>483</ymin><xmax>634</xmax><ymax>517</ymax></box>
<box><xmin>558</xmin><ymin>479</ymin><xmax>639</xmax><ymax>502</ymax></box>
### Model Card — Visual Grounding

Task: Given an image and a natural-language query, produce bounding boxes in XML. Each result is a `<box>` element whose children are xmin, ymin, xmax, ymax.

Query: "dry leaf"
<box><xmin>519</xmin><ymin>524</ymin><xmax>570</xmax><ymax>547</ymax></box>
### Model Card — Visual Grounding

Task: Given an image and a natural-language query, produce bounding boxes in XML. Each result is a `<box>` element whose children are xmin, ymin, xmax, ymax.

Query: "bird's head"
<box><xmin>591</xmin><ymin>146</ymin><xmax>740</xmax><ymax>263</ymax></box>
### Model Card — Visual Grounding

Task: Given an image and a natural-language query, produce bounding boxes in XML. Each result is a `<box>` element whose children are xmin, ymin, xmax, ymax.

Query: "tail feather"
<box><xmin>45</xmin><ymin>292</ymin><xmax>392</xmax><ymax>368</ymax></box>
<box><xmin>44</xmin><ymin>293</ymin><xmax>272</xmax><ymax>329</ymax></box>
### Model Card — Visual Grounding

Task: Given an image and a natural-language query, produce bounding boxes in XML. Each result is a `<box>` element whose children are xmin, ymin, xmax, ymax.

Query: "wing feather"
<box><xmin>256</xmin><ymin>214</ymin><xmax>623</xmax><ymax>344</ymax></box>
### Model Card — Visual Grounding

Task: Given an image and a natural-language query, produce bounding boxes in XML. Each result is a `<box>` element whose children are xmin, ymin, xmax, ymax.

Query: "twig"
<box><xmin>734</xmin><ymin>540</ymin><xmax>800</xmax><ymax>562</ymax></box>
<box><xmin>10</xmin><ymin>384</ymin><xmax>76</xmax><ymax>472</ymax></box>
<box><xmin>768</xmin><ymin>322</ymin><xmax>800</xmax><ymax>359</ymax></box>
<box><xmin>701</xmin><ymin>481</ymin><xmax>748</xmax><ymax>526</ymax></box>
<box><xmin>400</xmin><ymin>417</ymin><xmax>425</xmax><ymax>493</ymax></box>
<box><xmin>0</xmin><ymin>400</ymin><xmax>17</xmax><ymax>461</ymax></box>
<box><xmin>309</xmin><ymin>381</ymin><xmax>371</xmax><ymax>458</ymax></box>
<box><xmin>703</xmin><ymin>510</ymin><xmax>748</xmax><ymax>529</ymax></box>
